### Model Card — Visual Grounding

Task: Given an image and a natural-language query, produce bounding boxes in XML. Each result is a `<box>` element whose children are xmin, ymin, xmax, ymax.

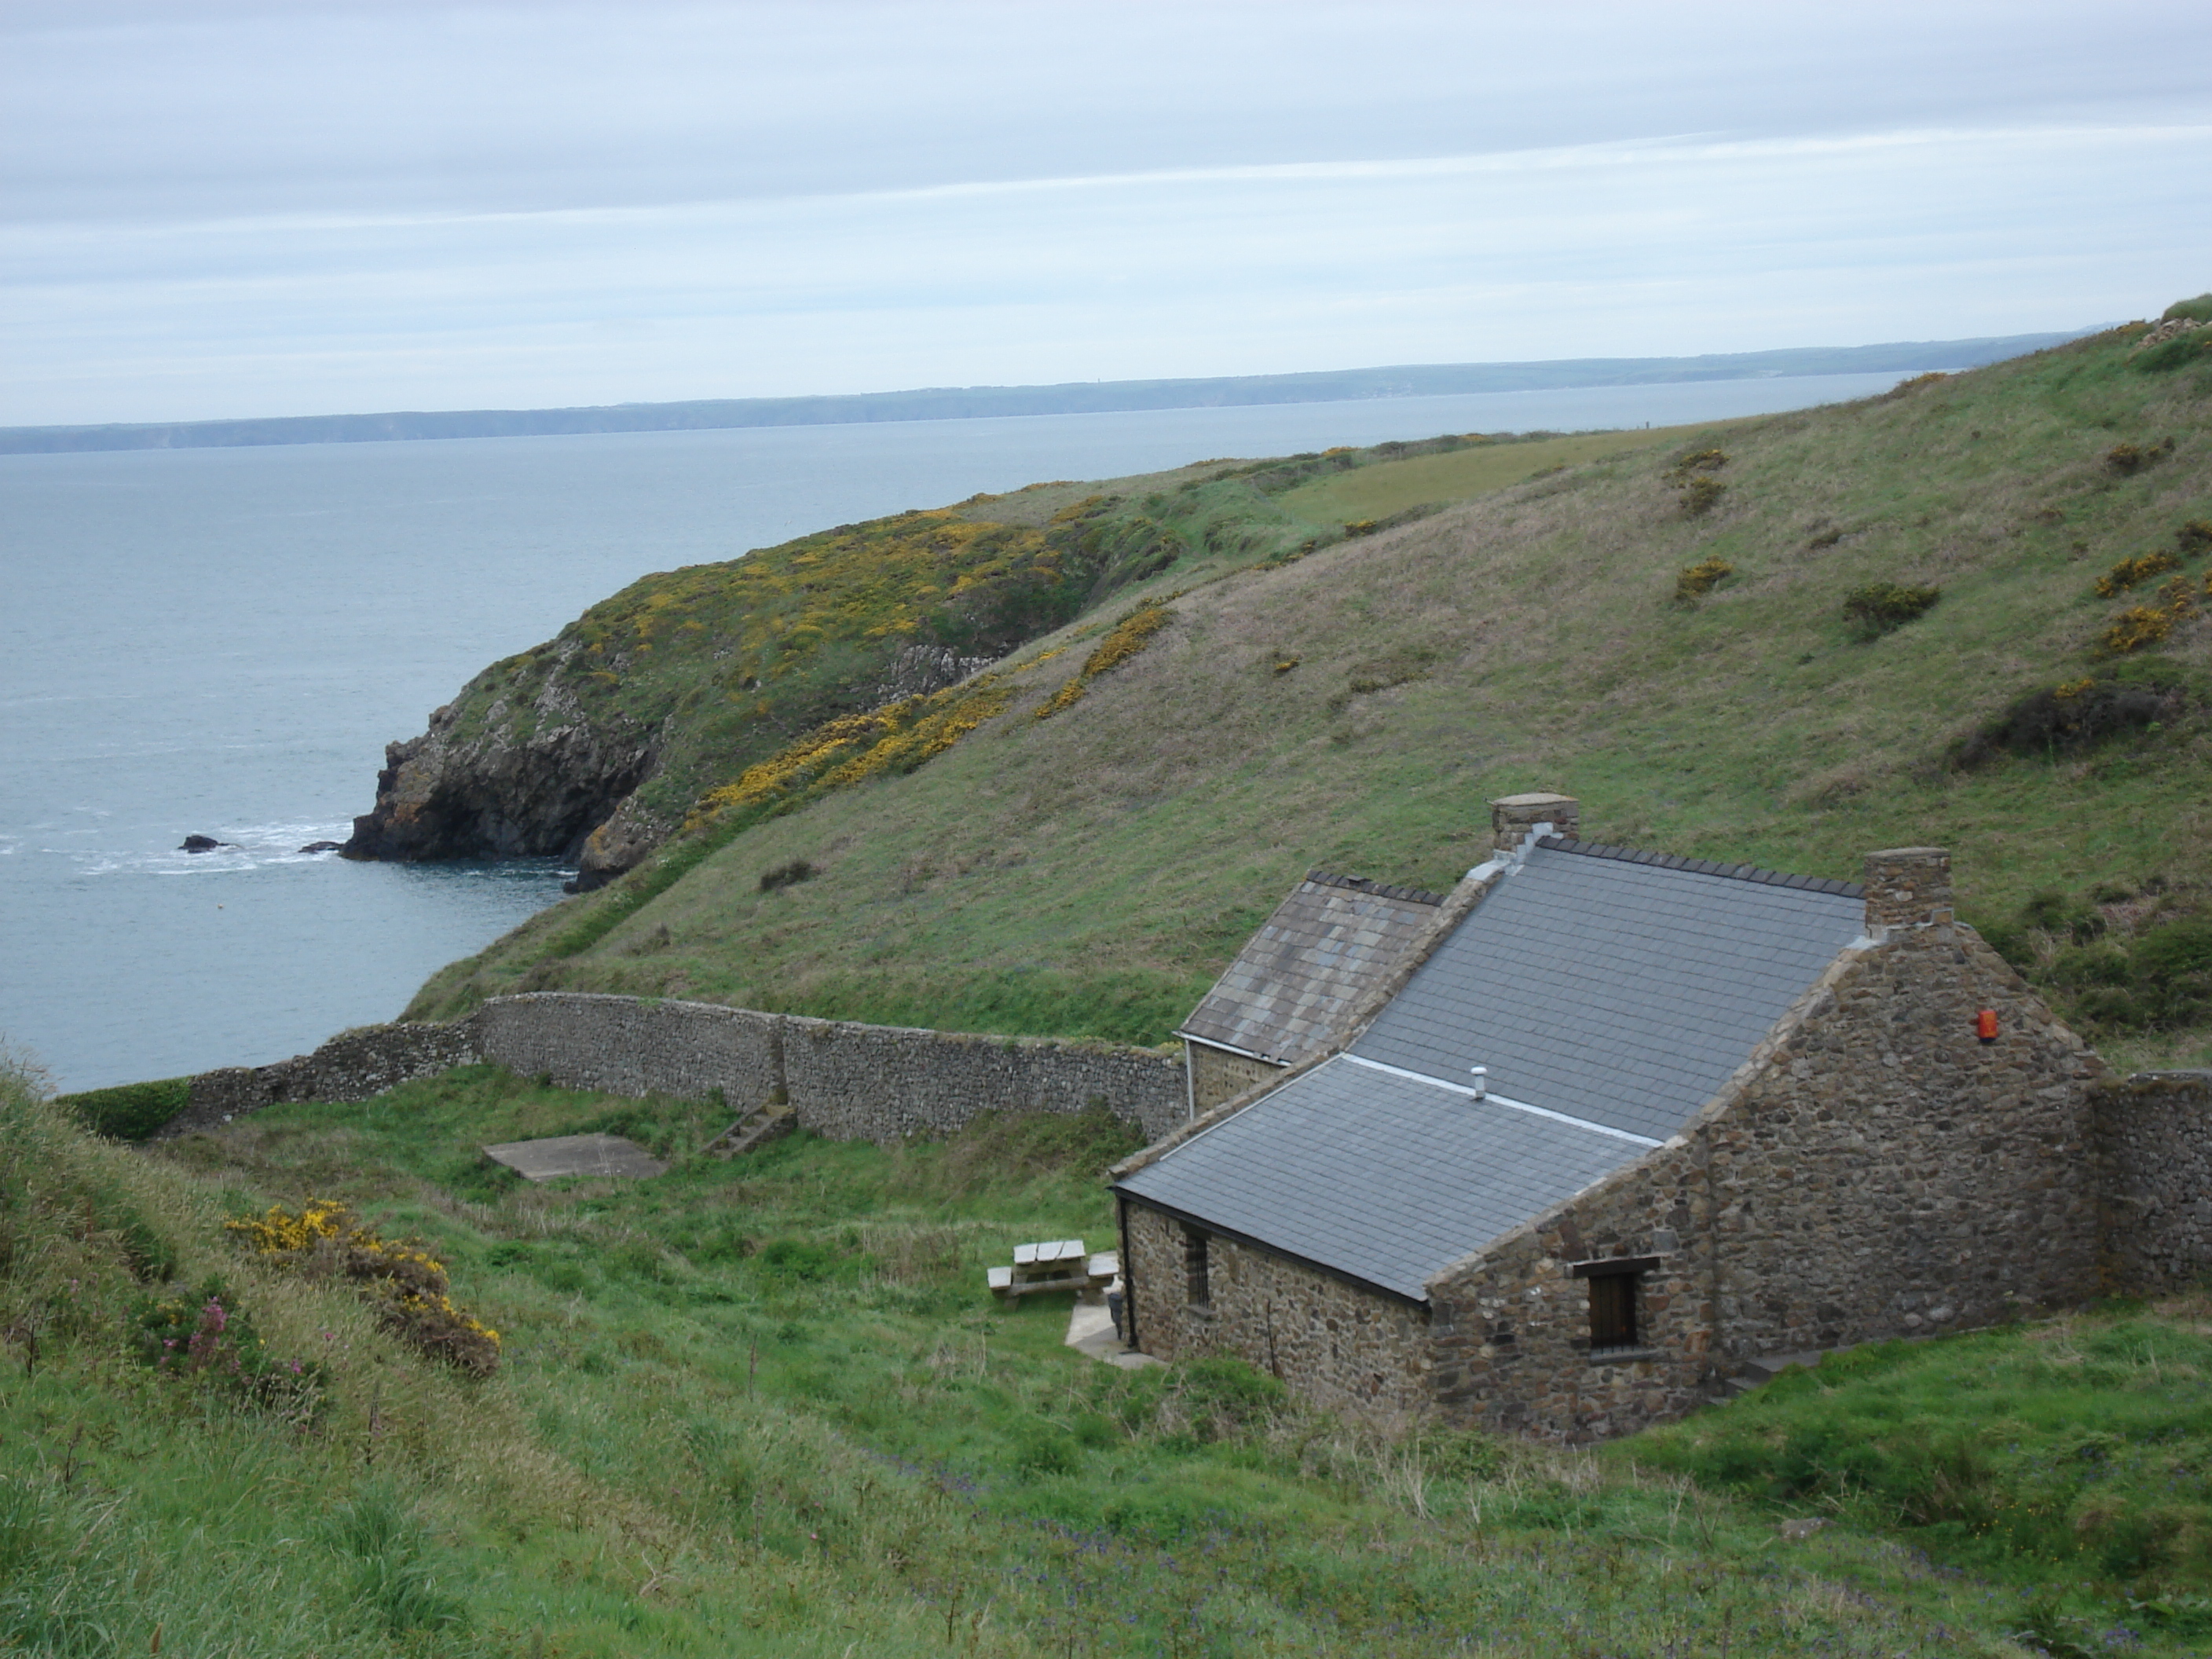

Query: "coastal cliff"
<box><xmin>342</xmin><ymin>499</ymin><xmax>1130</xmax><ymax>887</ymax></box>
<box><xmin>342</xmin><ymin>644</ymin><xmax>663</xmax><ymax>878</ymax></box>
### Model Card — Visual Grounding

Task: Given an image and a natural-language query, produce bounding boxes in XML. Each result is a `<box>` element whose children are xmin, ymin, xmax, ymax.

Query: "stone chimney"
<box><xmin>1862</xmin><ymin>847</ymin><xmax>1954</xmax><ymax>932</ymax></box>
<box><xmin>1490</xmin><ymin>793</ymin><xmax>1580</xmax><ymax>855</ymax></box>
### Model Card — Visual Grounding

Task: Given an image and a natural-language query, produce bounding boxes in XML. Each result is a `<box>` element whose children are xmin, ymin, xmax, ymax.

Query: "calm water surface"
<box><xmin>1</xmin><ymin>372</ymin><xmax>1917</xmax><ymax>1089</ymax></box>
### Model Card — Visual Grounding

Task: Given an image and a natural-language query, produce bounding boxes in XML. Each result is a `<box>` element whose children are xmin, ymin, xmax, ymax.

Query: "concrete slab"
<box><xmin>482</xmin><ymin>1133</ymin><xmax>668</xmax><ymax>1181</ymax></box>
<box><xmin>1064</xmin><ymin>1301</ymin><xmax>1163</xmax><ymax>1369</ymax></box>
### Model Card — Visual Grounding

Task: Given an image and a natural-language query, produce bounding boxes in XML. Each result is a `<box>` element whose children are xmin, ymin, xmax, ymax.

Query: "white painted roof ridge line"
<box><xmin>1339</xmin><ymin>1053</ymin><xmax>1664</xmax><ymax>1148</ymax></box>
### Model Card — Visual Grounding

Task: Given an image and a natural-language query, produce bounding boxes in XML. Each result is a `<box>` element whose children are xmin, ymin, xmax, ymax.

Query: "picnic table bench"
<box><xmin>987</xmin><ymin>1239</ymin><xmax>1118</xmax><ymax>1303</ymax></box>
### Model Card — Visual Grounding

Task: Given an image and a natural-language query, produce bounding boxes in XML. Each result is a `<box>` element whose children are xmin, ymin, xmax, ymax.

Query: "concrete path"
<box><xmin>482</xmin><ymin>1133</ymin><xmax>668</xmax><ymax>1181</ymax></box>
<box><xmin>1064</xmin><ymin>1300</ymin><xmax>1163</xmax><ymax>1369</ymax></box>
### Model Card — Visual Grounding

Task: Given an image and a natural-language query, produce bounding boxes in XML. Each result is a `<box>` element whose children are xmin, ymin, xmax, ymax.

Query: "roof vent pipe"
<box><xmin>1468</xmin><ymin>1066</ymin><xmax>1489</xmax><ymax>1100</ymax></box>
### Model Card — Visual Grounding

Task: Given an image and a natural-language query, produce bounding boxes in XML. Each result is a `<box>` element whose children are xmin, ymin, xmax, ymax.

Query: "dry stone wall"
<box><xmin>167</xmin><ymin>991</ymin><xmax>1186</xmax><ymax>1144</ymax></box>
<box><xmin>470</xmin><ymin>994</ymin><xmax>782</xmax><ymax>1106</ymax></box>
<box><xmin>2097</xmin><ymin>1071</ymin><xmax>2212</xmax><ymax>1287</ymax></box>
<box><xmin>1121</xmin><ymin>1204</ymin><xmax>1433</xmax><ymax>1418</ymax></box>
<box><xmin>169</xmin><ymin>1020</ymin><xmax>480</xmax><ymax>1137</ymax></box>
<box><xmin>782</xmin><ymin>1016</ymin><xmax>1185</xmax><ymax>1142</ymax></box>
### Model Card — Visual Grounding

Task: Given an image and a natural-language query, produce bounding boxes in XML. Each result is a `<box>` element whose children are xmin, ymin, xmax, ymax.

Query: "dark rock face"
<box><xmin>342</xmin><ymin>628</ymin><xmax>993</xmax><ymax>881</ymax></box>
<box><xmin>342</xmin><ymin>686</ymin><xmax>657</xmax><ymax>866</ymax></box>
<box><xmin>179</xmin><ymin>834</ymin><xmax>232</xmax><ymax>852</ymax></box>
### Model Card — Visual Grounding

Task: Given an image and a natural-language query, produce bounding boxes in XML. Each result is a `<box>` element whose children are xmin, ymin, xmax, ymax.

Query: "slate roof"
<box><xmin>1116</xmin><ymin>1056</ymin><xmax>1641</xmax><ymax>1300</ymax></box>
<box><xmin>1353</xmin><ymin>840</ymin><xmax>1868</xmax><ymax>1143</ymax></box>
<box><xmin>1177</xmin><ymin>871</ymin><xmax>1445</xmax><ymax>1064</ymax></box>
<box><xmin>1122</xmin><ymin>838</ymin><xmax>1870</xmax><ymax>1299</ymax></box>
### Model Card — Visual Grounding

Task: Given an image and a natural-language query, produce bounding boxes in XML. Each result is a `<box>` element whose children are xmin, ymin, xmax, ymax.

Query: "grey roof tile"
<box><xmin>1351</xmin><ymin>843</ymin><xmax>1865</xmax><ymax>1142</ymax></box>
<box><xmin>1133</xmin><ymin>838</ymin><xmax>1866</xmax><ymax>1299</ymax></box>
<box><xmin>1117</xmin><ymin>1057</ymin><xmax>1640</xmax><ymax>1299</ymax></box>
<box><xmin>1180</xmin><ymin>873</ymin><xmax>1442</xmax><ymax>1063</ymax></box>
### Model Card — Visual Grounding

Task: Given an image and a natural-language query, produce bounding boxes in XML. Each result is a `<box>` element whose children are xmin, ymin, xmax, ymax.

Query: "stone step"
<box><xmin>705</xmin><ymin>1104</ymin><xmax>796</xmax><ymax>1160</ymax></box>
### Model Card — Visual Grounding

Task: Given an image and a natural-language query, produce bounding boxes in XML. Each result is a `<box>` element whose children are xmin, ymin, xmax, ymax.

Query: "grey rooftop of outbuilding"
<box><xmin>1178</xmin><ymin>871</ymin><xmax>1444</xmax><ymax>1064</ymax></box>
<box><xmin>1122</xmin><ymin>838</ymin><xmax>1869</xmax><ymax>1298</ymax></box>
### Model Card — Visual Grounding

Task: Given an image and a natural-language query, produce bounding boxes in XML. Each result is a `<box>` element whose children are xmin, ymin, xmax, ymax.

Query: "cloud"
<box><xmin>3</xmin><ymin>2</ymin><xmax>2208</xmax><ymax>422</ymax></box>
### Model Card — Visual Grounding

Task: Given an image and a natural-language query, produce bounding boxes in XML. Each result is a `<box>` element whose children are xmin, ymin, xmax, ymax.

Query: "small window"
<box><xmin>1588</xmin><ymin>1272</ymin><xmax>1639</xmax><ymax>1353</ymax></box>
<box><xmin>1183</xmin><ymin>1225</ymin><xmax>1210</xmax><ymax>1309</ymax></box>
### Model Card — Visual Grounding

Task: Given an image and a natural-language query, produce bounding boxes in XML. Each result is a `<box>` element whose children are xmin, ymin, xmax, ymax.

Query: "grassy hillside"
<box><xmin>407</xmin><ymin>309</ymin><xmax>2212</xmax><ymax>1068</ymax></box>
<box><xmin>347</xmin><ymin>427</ymin><xmax>1609</xmax><ymax>881</ymax></box>
<box><xmin>11</xmin><ymin>1048</ymin><xmax>2199</xmax><ymax>1655</ymax></box>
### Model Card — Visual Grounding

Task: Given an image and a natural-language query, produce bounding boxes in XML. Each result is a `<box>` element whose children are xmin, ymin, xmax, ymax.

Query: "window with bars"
<box><xmin>1183</xmin><ymin>1225</ymin><xmax>1210</xmax><ymax>1310</ymax></box>
<box><xmin>1587</xmin><ymin>1272</ymin><xmax>1639</xmax><ymax>1351</ymax></box>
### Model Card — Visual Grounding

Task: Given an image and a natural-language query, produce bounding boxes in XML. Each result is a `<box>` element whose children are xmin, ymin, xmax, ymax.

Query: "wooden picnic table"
<box><xmin>987</xmin><ymin>1239</ymin><xmax>1118</xmax><ymax>1303</ymax></box>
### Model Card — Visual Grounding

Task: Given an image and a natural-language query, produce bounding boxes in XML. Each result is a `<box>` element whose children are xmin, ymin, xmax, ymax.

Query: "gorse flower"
<box><xmin>687</xmin><ymin>675</ymin><xmax>1016</xmax><ymax>831</ymax></box>
<box><xmin>2096</xmin><ymin>552</ymin><xmax>2181</xmax><ymax>598</ymax></box>
<box><xmin>229</xmin><ymin>1201</ymin><xmax>500</xmax><ymax>1376</ymax></box>
<box><xmin>1033</xmin><ymin>602</ymin><xmax>1176</xmax><ymax>721</ymax></box>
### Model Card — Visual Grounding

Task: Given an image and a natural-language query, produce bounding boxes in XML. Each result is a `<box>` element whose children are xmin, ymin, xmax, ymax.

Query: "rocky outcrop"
<box><xmin>568</xmin><ymin>794</ymin><xmax>672</xmax><ymax>892</ymax></box>
<box><xmin>866</xmin><ymin>642</ymin><xmax>998</xmax><ymax>705</ymax></box>
<box><xmin>342</xmin><ymin>646</ymin><xmax>658</xmax><ymax>865</ymax></box>
<box><xmin>343</xmin><ymin>504</ymin><xmax>1098</xmax><ymax>881</ymax></box>
<box><xmin>348</xmin><ymin>637</ymin><xmax>998</xmax><ymax>881</ymax></box>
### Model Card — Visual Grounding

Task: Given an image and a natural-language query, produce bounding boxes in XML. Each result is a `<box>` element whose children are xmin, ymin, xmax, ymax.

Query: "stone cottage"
<box><xmin>1111</xmin><ymin>794</ymin><xmax>2108</xmax><ymax>1441</ymax></box>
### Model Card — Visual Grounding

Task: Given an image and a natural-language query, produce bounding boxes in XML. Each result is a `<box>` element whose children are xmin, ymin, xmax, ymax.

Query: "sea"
<box><xmin>2</xmin><ymin>371</ymin><xmax>1921</xmax><ymax>1092</ymax></box>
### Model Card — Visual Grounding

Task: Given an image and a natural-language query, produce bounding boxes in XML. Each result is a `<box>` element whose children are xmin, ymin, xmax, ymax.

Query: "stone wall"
<box><xmin>1186</xmin><ymin>1042</ymin><xmax>1280</xmax><ymax>1115</ymax></box>
<box><xmin>167</xmin><ymin>1020</ymin><xmax>481</xmax><ymax>1137</ymax></box>
<box><xmin>1121</xmin><ymin>1203</ymin><xmax>1433</xmax><ymax>1419</ymax></box>
<box><xmin>1426</xmin><ymin>1150</ymin><xmax>1719</xmax><ymax>1443</ymax></box>
<box><xmin>1698</xmin><ymin>923</ymin><xmax>2102</xmax><ymax>1357</ymax></box>
<box><xmin>2097</xmin><ymin>1071</ymin><xmax>2212</xmax><ymax>1287</ymax></box>
<box><xmin>166</xmin><ymin>991</ymin><xmax>1186</xmax><ymax>1145</ymax></box>
<box><xmin>1425</xmin><ymin>919</ymin><xmax>2105</xmax><ymax>1441</ymax></box>
<box><xmin>470</xmin><ymin>994</ymin><xmax>782</xmax><ymax>1107</ymax></box>
<box><xmin>782</xmin><ymin>1015</ymin><xmax>1186</xmax><ymax>1142</ymax></box>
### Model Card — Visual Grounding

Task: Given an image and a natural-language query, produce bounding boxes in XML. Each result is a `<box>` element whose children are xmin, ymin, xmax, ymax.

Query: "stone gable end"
<box><xmin>1425</xmin><ymin>918</ymin><xmax>2104</xmax><ymax>1441</ymax></box>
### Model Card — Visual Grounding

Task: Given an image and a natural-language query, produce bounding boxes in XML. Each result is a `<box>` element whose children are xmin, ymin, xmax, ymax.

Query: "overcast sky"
<box><xmin>5</xmin><ymin>0</ymin><xmax>2210</xmax><ymax>426</ymax></box>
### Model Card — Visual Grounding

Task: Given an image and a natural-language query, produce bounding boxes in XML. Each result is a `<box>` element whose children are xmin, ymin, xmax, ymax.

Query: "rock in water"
<box><xmin>297</xmin><ymin>840</ymin><xmax>344</xmax><ymax>854</ymax></box>
<box><xmin>179</xmin><ymin>834</ymin><xmax>232</xmax><ymax>852</ymax></box>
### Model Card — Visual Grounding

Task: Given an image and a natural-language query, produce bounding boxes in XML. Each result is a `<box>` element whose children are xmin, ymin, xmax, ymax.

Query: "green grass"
<box><xmin>53</xmin><ymin>1073</ymin><xmax>191</xmax><ymax>1141</ymax></box>
<box><xmin>1628</xmin><ymin>1312</ymin><xmax>2212</xmax><ymax>1650</ymax></box>
<box><xmin>5</xmin><ymin>1050</ymin><xmax>2183</xmax><ymax>1655</ymax></box>
<box><xmin>410</xmin><ymin>322</ymin><xmax>2212</xmax><ymax>1068</ymax></box>
<box><xmin>1272</xmin><ymin>423</ymin><xmax>1736</xmax><ymax>526</ymax></box>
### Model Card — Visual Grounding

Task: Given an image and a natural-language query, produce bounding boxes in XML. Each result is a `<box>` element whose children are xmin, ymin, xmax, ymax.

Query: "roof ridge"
<box><xmin>1535</xmin><ymin>836</ymin><xmax>1866</xmax><ymax>899</ymax></box>
<box><xmin>1304</xmin><ymin>869</ymin><xmax>1446</xmax><ymax>906</ymax></box>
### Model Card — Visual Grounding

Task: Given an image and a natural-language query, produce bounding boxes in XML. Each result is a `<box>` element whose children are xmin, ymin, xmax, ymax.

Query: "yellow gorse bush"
<box><xmin>1674</xmin><ymin>556</ymin><xmax>1733</xmax><ymax>606</ymax></box>
<box><xmin>1033</xmin><ymin>602</ymin><xmax>1176</xmax><ymax>721</ymax></box>
<box><xmin>229</xmin><ymin>1200</ymin><xmax>501</xmax><ymax>1375</ymax></box>
<box><xmin>687</xmin><ymin>674</ymin><xmax>1016</xmax><ymax>831</ymax></box>
<box><xmin>2096</xmin><ymin>551</ymin><xmax>2181</xmax><ymax>598</ymax></box>
<box><xmin>2102</xmin><ymin>604</ymin><xmax>2180</xmax><ymax>655</ymax></box>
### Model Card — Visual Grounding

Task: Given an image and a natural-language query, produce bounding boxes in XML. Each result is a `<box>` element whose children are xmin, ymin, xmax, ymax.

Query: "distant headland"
<box><xmin>0</xmin><ymin>331</ymin><xmax>2093</xmax><ymax>455</ymax></box>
